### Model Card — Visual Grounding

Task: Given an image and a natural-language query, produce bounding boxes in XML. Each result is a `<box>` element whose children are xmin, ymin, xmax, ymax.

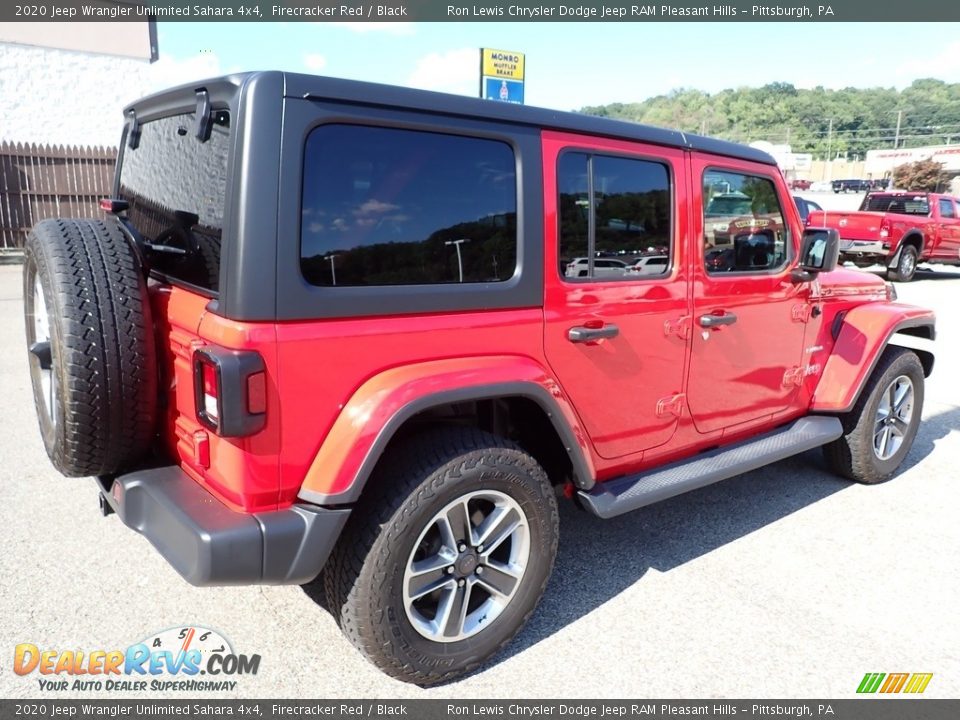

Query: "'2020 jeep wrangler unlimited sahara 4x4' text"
<box><xmin>24</xmin><ymin>73</ymin><xmax>935</xmax><ymax>685</ymax></box>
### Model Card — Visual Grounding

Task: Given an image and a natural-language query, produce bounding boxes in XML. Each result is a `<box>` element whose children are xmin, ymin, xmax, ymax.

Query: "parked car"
<box><xmin>628</xmin><ymin>254</ymin><xmax>669</xmax><ymax>275</ymax></box>
<box><xmin>789</xmin><ymin>179</ymin><xmax>811</xmax><ymax>190</ymax></box>
<box><xmin>704</xmin><ymin>191</ymin><xmax>753</xmax><ymax>246</ymax></box>
<box><xmin>832</xmin><ymin>179</ymin><xmax>872</xmax><ymax>193</ymax></box>
<box><xmin>23</xmin><ymin>71</ymin><xmax>936</xmax><ymax>686</ymax></box>
<box><xmin>808</xmin><ymin>191</ymin><xmax>960</xmax><ymax>281</ymax></box>
<box><xmin>565</xmin><ymin>257</ymin><xmax>629</xmax><ymax>278</ymax></box>
<box><xmin>810</xmin><ymin>180</ymin><xmax>833</xmax><ymax>192</ymax></box>
<box><xmin>794</xmin><ymin>195</ymin><xmax>823</xmax><ymax>223</ymax></box>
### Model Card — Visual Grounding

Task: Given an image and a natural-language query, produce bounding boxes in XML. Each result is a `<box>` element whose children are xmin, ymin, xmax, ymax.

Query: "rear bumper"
<box><xmin>839</xmin><ymin>239</ymin><xmax>886</xmax><ymax>255</ymax></box>
<box><xmin>97</xmin><ymin>467</ymin><xmax>350</xmax><ymax>587</ymax></box>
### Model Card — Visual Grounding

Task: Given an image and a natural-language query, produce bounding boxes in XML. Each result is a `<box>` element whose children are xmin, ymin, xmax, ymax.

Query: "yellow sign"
<box><xmin>481</xmin><ymin>48</ymin><xmax>525</xmax><ymax>81</ymax></box>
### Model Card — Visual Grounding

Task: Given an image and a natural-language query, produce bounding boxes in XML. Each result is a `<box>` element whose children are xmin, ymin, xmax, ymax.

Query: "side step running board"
<box><xmin>579</xmin><ymin>416</ymin><xmax>843</xmax><ymax>519</ymax></box>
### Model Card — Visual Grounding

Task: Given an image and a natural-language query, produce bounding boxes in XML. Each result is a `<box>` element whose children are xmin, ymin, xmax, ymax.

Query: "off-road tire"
<box><xmin>888</xmin><ymin>244</ymin><xmax>918</xmax><ymax>282</ymax></box>
<box><xmin>823</xmin><ymin>347</ymin><xmax>924</xmax><ymax>484</ymax></box>
<box><xmin>23</xmin><ymin>218</ymin><xmax>158</xmax><ymax>477</ymax></box>
<box><xmin>323</xmin><ymin>427</ymin><xmax>559</xmax><ymax>686</ymax></box>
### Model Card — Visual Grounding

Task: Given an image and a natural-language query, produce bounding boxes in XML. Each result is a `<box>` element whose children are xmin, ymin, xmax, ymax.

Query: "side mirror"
<box><xmin>796</xmin><ymin>228</ymin><xmax>840</xmax><ymax>278</ymax></box>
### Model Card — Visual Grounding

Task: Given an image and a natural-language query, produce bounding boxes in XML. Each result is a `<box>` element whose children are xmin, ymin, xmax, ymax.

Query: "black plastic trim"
<box><xmin>579</xmin><ymin>416</ymin><xmax>843</xmax><ymax>519</ymax></box>
<box><xmin>97</xmin><ymin>467</ymin><xmax>350</xmax><ymax>587</ymax></box>
<box><xmin>194</xmin><ymin>89</ymin><xmax>213</xmax><ymax>141</ymax></box>
<box><xmin>297</xmin><ymin>381</ymin><xmax>595</xmax><ymax>506</ymax></box>
<box><xmin>193</xmin><ymin>346</ymin><xmax>266</xmax><ymax>438</ymax></box>
<box><xmin>288</xmin><ymin>73</ymin><xmax>776</xmax><ymax>166</ymax></box>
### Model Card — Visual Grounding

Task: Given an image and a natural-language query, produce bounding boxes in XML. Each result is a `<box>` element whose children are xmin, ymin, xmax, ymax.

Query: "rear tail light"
<box><xmin>199</xmin><ymin>356</ymin><xmax>220</xmax><ymax>422</ymax></box>
<box><xmin>99</xmin><ymin>198</ymin><xmax>129</xmax><ymax>214</ymax></box>
<box><xmin>879</xmin><ymin>219</ymin><xmax>891</xmax><ymax>239</ymax></box>
<box><xmin>193</xmin><ymin>347</ymin><xmax>266</xmax><ymax>437</ymax></box>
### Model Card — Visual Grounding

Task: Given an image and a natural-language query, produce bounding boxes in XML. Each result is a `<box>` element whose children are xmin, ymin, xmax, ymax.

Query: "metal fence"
<box><xmin>0</xmin><ymin>142</ymin><xmax>117</xmax><ymax>252</ymax></box>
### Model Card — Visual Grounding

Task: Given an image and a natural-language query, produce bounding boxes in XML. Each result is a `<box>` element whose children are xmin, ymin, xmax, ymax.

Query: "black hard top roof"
<box><xmin>127</xmin><ymin>71</ymin><xmax>776</xmax><ymax>166</ymax></box>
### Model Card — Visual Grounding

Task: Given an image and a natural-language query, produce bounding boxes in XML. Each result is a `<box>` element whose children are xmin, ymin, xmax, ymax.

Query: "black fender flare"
<box><xmin>297</xmin><ymin>382</ymin><xmax>596</xmax><ymax>506</ymax></box>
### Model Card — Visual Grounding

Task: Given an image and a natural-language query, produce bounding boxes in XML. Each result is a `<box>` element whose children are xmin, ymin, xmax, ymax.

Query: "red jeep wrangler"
<box><xmin>23</xmin><ymin>73</ymin><xmax>935</xmax><ymax>685</ymax></box>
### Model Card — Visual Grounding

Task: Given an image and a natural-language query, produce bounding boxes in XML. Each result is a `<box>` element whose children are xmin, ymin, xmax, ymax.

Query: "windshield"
<box><xmin>706</xmin><ymin>195</ymin><xmax>753</xmax><ymax>216</ymax></box>
<box><xmin>118</xmin><ymin>111</ymin><xmax>231</xmax><ymax>293</ymax></box>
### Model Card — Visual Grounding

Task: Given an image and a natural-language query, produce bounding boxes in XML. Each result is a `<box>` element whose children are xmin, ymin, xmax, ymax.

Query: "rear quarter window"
<box><xmin>300</xmin><ymin>125</ymin><xmax>517</xmax><ymax>287</ymax></box>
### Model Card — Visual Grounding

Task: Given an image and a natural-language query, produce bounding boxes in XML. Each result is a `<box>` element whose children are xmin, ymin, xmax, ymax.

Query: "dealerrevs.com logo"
<box><xmin>13</xmin><ymin>626</ymin><xmax>260</xmax><ymax>692</ymax></box>
<box><xmin>857</xmin><ymin>672</ymin><xmax>934</xmax><ymax>694</ymax></box>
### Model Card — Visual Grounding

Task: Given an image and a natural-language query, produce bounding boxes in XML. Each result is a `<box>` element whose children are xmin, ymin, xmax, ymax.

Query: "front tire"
<box><xmin>323</xmin><ymin>428</ymin><xmax>559</xmax><ymax>685</ymax></box>
<box><xmin>823</xmin><ymin>347</ymin><xmax>924</xmax><ymax>484</ymax></box>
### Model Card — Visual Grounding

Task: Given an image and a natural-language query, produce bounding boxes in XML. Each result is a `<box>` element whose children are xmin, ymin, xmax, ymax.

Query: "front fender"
<box><xmin>296</xmin><ymin>356</ymin><xmax>595</xmax><ymax>505</ymax></box>
<box><xmin>812</xmin><ymin>303</ymin><xmax>935</xmax><ymax>413</ymax></box>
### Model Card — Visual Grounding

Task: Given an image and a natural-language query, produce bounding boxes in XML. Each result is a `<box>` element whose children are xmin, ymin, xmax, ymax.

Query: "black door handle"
<box><xmin>568</xmin><ymin>324</ymin><xmax>620</xmax><ymax>343</ymax></box>
<box><xmin>699</xmin><ymin>312</ymin><xmax>737</xmax><ymax>328</ymax></box>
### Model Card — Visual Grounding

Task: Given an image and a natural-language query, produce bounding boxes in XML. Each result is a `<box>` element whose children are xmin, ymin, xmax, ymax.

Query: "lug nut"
<box><xmin>476</xmin><ymin>567</ymin><xmax>484</xmax><ymax>575</ymax></box>
<box><xmin>446</xmin><ymin>566</ymin><xmax>455</xmax><ymax>575</ymax></box>
<box><xmin>457</xmin><ymin>578</ymin><xmax>465</xmax><ymax>587</ymax></box>
<box><xmin>458</xmin><ymin>543</ymin><xmax>467</xmax><ymax>552</ymax></box>
<box><xmin>477</xmin><ymin>544</ymin><xmax>484</xmax><ymax>553</ymax></box>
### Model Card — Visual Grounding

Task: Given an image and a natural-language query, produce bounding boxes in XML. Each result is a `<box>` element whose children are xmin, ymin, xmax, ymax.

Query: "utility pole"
<box><xmin>826</xmin><ymin>118</ymin><xmax>834</xmax><ymax>182</ymax></box>
<box><xmin>325</xmin><ymin>254</ymin><xmax>339</xmax><ymax>286</ymax></box>
<box><xmin>894</xmin><ymin>109</ymin><xmax>903</xmax><ymax>149</ymax></box>
<box><xmin>445</xmin><ymin>238</ymin><xmax>470</xmax><ymax>282</ymax></box>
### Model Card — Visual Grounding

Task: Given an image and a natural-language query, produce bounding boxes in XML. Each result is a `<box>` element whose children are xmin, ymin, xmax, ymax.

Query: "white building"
<box><xmin>0</xmin><ymin>12</ymin><xmax>187</xmax><ymax>148</ymax></box>
<box><xmin>865</xmin><ymin>145</ymin><xmax>960</xmax><ymax>178</ymax></box>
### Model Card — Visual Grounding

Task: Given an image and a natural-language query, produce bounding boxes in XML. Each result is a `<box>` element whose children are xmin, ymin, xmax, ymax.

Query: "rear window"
<box><xmin>118</xmin><ymin>111</ymin><xmax>231</xmax><ymax>293</ymax></box>
<box><xmin>300</xmin><ymin>125</ymin><xmax>517</xmax><ymax>287</ymax></box>
<box><xmin>861</xmin><ymin>194</ymin><xmax>930</xmax><ymax>216</ymax></box>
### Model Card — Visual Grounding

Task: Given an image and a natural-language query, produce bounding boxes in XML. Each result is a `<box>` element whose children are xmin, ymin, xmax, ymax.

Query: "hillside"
<box><xmin>578</xmin><ymin>79</ymin><xmax>960</xmax><ymax>159</ymax></box>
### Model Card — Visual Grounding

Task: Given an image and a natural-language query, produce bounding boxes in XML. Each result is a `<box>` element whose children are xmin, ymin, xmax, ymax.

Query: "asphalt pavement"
<box><xmin>1</xmin><ymin>206</ymin><xmax>957</xmax><ymax>698</ymax></box>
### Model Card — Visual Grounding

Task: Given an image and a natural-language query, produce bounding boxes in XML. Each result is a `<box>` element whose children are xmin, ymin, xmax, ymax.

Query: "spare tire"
<box><xmin>23</xmin><ymin>218</ymin><xmax>158</xmax><ymax>477</ymax></box>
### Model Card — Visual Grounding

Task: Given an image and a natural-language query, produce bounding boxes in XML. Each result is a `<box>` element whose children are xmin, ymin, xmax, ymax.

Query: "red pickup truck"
<box><xmin>807</xmin><ymin>191</ymin><xmax>960</xmax><ymax>281</ymax></box>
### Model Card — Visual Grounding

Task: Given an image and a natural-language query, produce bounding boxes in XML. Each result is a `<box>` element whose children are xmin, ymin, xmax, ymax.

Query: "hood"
<box><xmin>816</xmin><ymin>267</ymin><xmax>887</xmax><ymax>301</ymax></box>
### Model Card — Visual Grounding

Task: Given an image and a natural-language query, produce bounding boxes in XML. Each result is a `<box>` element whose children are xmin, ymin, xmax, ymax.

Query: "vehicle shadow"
<box><xmin>914</xmin><ymin>267</ymin><xmax>960</xmax><ymax>281</ymax></box>
<box><xmin>299</xmin><ymin>404</ymin><xmax>959</xmax><ymax>684</ymax></box>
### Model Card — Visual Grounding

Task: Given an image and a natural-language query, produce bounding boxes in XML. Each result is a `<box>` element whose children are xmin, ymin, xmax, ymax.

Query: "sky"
<box><xmin>150</xmin><ymin>22</ymin><xmax>960</xmax><ymax>111</ymax></box>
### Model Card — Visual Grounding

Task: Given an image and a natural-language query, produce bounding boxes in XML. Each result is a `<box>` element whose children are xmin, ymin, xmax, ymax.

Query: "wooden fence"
<box><xmin>0</xmin><ymin>142</ymin><xmax>117</xmax><ymax>251</ymax></box>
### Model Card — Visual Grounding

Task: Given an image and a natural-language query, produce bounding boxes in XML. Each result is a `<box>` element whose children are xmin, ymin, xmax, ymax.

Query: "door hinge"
<box><xmin>656</xmin><ymin>393</ymin><xmax>686</xmax><ymax>418</ymax></box>
<box><xmin>791</xmin><ymin>303</ymin><xmax>813</xmax><ymax>323</ymax></box>
<box><xmin>663</xmin><ymin>316</ymin><xmax>692</xmax><ymax>340</ymax></box>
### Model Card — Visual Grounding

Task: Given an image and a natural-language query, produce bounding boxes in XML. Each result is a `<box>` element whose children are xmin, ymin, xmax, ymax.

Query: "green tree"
<box><xmin>891</xmin><ymin>160</ymin><xmax>951</xmax><ymax>192</ymax></box>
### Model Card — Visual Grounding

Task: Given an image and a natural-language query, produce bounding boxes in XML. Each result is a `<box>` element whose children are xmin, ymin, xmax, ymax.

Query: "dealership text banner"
<box><xmin>6</xmin><ymin>1</ymin><xmax>960</xmax><ymax>22</ymax></box>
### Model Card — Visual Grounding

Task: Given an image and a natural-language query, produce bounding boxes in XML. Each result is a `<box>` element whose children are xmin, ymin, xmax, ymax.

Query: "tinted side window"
<box><xmin>559</xmin><ymin>152</ymin><xmax>671</xmax><ymax>281</ymax></box>
<box><xmin>119</xmin><ymin>111</ymin><xmax>230</xmax><ymax>293</ymax></box>
<box><xmin>938</xmin><ymin>198</ymin><xmax>956</xmax><ymax>218</ymax></box>
<box><xmin>300</xmin><ymin>125</ymin><xmax>517</xmax><ymax>287</ymax></box>
<box><xmin>703</xmin><ymin>170</ymin><xmax>789</xmax><ymax>274</ymax></box>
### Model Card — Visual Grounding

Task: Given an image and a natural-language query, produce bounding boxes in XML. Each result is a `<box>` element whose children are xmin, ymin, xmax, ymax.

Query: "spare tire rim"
<box><xmin>873</xmin><ymin>375</ymin><xmax>914</xmax><ymax>461</ymax></box>
<box><xmin>402</xmin><ymin>489</ymin><xmax>531</xmax><ymax>643</ymax></box>
<box><xmin>31</xmin><ymin>274</ymin><xmax>57</xmax><ymax>429</ymax></box>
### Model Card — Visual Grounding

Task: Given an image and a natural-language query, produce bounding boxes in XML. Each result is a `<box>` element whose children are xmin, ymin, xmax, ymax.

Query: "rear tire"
<box><xmin>823</xmin><ymin>347</ymin><xmax>924</xmax><ymax>484</ymax></box>
<box><xmin>888</xmin><ymin>245</ymin><xmax>918</xmax><ymax>282</ymax></box>
<box><xmin>23</xmin><ymin>219</ymin><xmax>158</xmax><ymax>477</ymax></box>
<box><xmin>323</xmin><ymin>427</ymin><xmax>559</xmax><ymax>685</ymax></box>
